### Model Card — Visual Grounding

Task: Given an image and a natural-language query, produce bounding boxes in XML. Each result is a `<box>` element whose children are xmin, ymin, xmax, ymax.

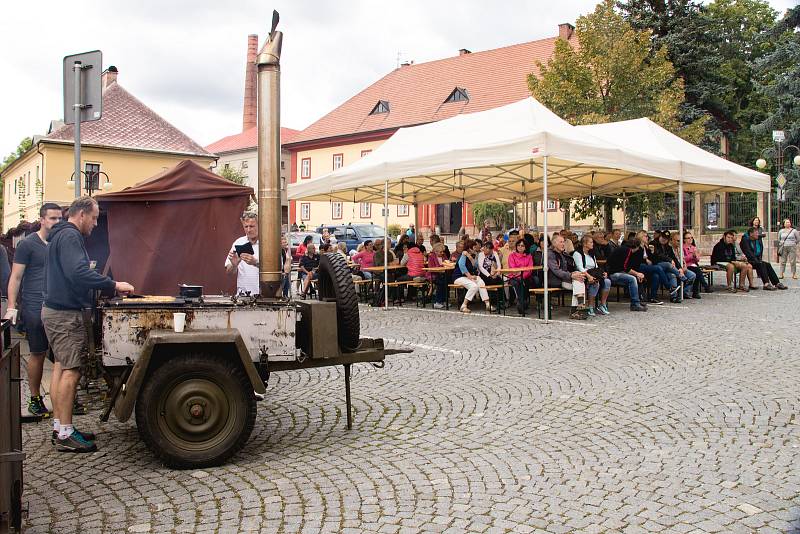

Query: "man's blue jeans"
<box><xmin>609</xmin><ymin>272</ymin><xmax>640</xmax><ymax>306</ymax></box>
<box><xmin>638</xmin><ymin>263</ymin><xmax>669</xmax><ymax>298</ymax></box>
<box><xmin>657</xmin><ymin>262</ymin><xmax>695</xmax><ymax>296</ymax></box>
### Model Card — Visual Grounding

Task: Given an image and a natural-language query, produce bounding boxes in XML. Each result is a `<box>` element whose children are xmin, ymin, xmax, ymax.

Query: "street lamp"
<box><xmin>67</xmin><ymin>170</ymin><xmax>113</xmax><ymax>195</ymax></box>
<box><xmin>756</xmin><ymin>130</ymin><xmax>799</xmax><ymax>260</ymax></box>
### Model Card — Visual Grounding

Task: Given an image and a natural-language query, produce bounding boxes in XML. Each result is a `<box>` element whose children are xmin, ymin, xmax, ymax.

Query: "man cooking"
<box><xmin>5</xmin><ymin>202</ymin><xmax>63</xmax><ymax>417</ymax></box>
<box><xmin>42</xmin><ymin>196</ymin><xmax>134</xmax><ymax>453</ymax></box>
<box><xmin>225</xmin><ymin>211</ymin><xmax>260</xmax><ymax>296</ymax></box>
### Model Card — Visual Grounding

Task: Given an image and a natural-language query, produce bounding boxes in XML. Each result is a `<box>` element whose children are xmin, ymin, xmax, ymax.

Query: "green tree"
<box><xmin>0</xmin><ymin>137</ymin><xmax>34</xmax><ymax>219</ymax></box>
<box><xmin>472</xmin><ymin>201</ymin><xmax>513</xmax><ymax>230</ymax></box>
<box><xmin>704</xmin><ymin>0</ymin><xmax>778</xmax><ymax>166</ymax></box>
<box><xmin>528</xmin><ymin>0</ymin><xmax>704</xmax><ymax>227</ymax></box>
<box><xmin>220</xmin><ymin>165</ymin><xmax>248</xmax><ymax>185</ymax></box>
<box><xmin>0</xmin><ymin>137</ymin><xmax>33</xmax><ymax>173</ymax></box>
<box><xmin>752</xmin><ymin>6</ymin><xmax>800</xmax><ymax>159</ymax></box>
<box><xmin>617</xmin><ymin>0</ymin><xmax>725</xmax><ymax>151</ymax></box>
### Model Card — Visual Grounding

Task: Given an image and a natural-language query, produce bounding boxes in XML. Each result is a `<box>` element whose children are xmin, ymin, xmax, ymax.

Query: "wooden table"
<box><xmin>362</xmin><ymin>265</ymin><xmax>406</xmax><ymax>273</ymax></box>
<box><xmin>496</xmin><ymin>266</ymin><xmax>540</xmax><ymax>316</ymax></box>
<box><xmin>422</xmin><ymin>266</ymin><xmax>454</xmax><ymax>273</ymax></box>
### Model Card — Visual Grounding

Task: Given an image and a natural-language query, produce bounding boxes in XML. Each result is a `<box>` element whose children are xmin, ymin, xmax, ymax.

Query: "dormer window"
<box><xmin>445</xmin><ymin>87</ymin><xmax>469</xmax><ymax>103</ymax></box>
<box><xmin>370</xmin><ymin>100</ymin><xmax>390</xmax><ymax>115</ymax></box>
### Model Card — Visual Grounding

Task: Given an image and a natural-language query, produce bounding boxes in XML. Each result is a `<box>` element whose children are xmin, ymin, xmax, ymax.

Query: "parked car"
<box><xmin>287</xmin><ymin>232</ymin><xmax>323</xmax><ymax>262</ymax></box>
<box><xmin>315</xmin><ymin>223</ymin><xmax>394</xmax><ymax>252</ymax></box>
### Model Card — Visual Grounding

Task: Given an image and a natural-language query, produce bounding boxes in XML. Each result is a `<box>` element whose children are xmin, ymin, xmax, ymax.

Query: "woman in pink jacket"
<box><xmin>507</xmin><ymin>239</ymin><xmax>534</xmax><ymax>314</ymax></box>
<box><xmin>682</xmin><ymin>230</ymin><xmax>711</xmax><ymax>296</ymax></box>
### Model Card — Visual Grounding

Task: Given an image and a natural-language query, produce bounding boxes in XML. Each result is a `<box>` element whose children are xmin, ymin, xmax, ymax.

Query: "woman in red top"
<box><xmin>682</xmin><ymin>230</ymin><xmax>711</xmax><ymax>296</ymax></box>
<box><xmin>507</xmin><ymin>239</ymin><xmax>534</xmax><ymax>314</ymax></box>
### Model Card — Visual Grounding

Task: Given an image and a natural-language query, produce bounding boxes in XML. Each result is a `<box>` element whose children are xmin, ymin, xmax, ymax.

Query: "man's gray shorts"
<box><xmin>41</xmin><ymin>307</ymin><xmax>87</xmax><ymax>370</ymax></box>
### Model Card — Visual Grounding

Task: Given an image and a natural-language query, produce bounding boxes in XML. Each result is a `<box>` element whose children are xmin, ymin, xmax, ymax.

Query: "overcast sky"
<box><xmin>0</xmin><ymin>0</ymin><xmax>794</xmax><ymax>156</ymax></box>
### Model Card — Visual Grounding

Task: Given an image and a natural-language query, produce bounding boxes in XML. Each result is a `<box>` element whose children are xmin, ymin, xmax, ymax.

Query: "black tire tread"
<box><xmin>135</xmin><ymin>353</ymin><xmax>256</xmax><ymax>469</ymax></box>
<box><xmin>318</xmin><ymin>252</ymin><xmax>360</xmax><ymax>351</ymax></box>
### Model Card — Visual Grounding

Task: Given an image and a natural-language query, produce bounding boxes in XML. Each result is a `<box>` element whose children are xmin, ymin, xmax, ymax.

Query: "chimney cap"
<box><xmin>107</xmin><ymin>65</ymin><xmax>118</xmax><ymax>73</ymax></box>
<box><xmin>459</xmin><ymin>48</ymin><xmax>471</xmax><ymax>56</ymax></box>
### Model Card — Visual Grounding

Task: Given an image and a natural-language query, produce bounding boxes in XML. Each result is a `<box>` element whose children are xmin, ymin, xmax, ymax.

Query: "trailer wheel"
<box><xmin>317</xmin><ymin>252</ymin><xmax>360</xmax><ymax>351</ymax></box>
<box><xmin>135</xmin><ymin>353</ymin><xmax>256</xmax><ymax>469</ymax></box>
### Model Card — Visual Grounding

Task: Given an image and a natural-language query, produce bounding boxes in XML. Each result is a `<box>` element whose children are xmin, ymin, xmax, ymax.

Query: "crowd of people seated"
<box><xmin>291</xmin><ymin>220</ymin><xmax>789</xmax><ymax>316</ymax></box>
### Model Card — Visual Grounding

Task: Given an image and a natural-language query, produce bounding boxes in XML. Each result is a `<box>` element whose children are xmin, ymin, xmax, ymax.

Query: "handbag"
<box><xmin>777</xmin><ymin>229</ymin><xmax>792</xmax><ymax>259</ymax></box>
<box><xmin>587</xmin><ymin>267</ymin><xmax>605</xmax><ymax>280</ymax></box>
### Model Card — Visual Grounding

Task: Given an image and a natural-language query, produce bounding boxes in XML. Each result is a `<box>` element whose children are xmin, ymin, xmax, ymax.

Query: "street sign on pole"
<box><xmin>63</xmin><ymin>50</ymin><xmax>102</xmax><ymax>198</ymax></box>
<box><xmin>772</xmin><ymin>130</ymin><xmax>785</xmax><ymax>143</ymax></box>
<box><xmin>778</xmin><ymin>187</ymin><xmax>786</xmax><ymax>201</ymax></box>
<box><xmin>776</xmin><ymin>172</ymin><xmax>787</xmax><ymax>189</ymax></box>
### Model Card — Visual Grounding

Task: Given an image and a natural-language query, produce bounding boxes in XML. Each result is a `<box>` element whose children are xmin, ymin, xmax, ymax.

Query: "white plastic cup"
<box><xmin>173</xmin><ymin>313</ymin><xmax>186</xmax><ymax>333</ymax></box>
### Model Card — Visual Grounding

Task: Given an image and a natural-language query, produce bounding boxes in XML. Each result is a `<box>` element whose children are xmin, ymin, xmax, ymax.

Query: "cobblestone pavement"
<box><xmin>19</xmin><ymin>281</ymin><xmax>800</xmax><ymax>533</ymax></box>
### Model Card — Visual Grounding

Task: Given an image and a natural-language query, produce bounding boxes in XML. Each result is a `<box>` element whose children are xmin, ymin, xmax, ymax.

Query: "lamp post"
<box><xmin>756</xmin><ymin>131</ymin><xmax>799</xmax><ymax>259</ymax></box>
<box><xmin>67</xmin><ymin>170</ymin><xmax>113</xmax><ymax>195</ymax></box>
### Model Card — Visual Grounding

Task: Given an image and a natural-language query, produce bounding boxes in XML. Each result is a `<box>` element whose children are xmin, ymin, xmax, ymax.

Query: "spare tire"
<box><xmin>317</xmin><ymin>252</ymin><xmax>360</xmax><ymax>351</ymax></box>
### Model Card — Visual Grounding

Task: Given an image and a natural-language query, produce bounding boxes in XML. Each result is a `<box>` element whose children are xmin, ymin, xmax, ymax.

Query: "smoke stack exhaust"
<box><xmin>243</xmin><ymin>34</ymin><xmax>258</xmax><ymax>132</ymax></box>
<box><xmin>256</xmin><ymin>11</ymin><xmax>283</xmax><ymax>298</ymax></box>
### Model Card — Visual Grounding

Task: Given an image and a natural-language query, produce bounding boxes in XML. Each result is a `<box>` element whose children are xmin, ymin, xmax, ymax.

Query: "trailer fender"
<box><xmin>113</xmin><ymin>328</ymin><xmax>266</xmax><ymax>423</ymax></box>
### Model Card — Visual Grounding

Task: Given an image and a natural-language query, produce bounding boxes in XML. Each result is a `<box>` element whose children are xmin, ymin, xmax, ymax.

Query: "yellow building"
<box><xmin>1</xmin><ymin>66</ymin><xmax>215</xmax><ymax>231</ymax></box>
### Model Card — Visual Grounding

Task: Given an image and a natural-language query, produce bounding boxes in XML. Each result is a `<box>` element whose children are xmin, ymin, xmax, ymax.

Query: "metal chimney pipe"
<box><xmin>256</xmin><ymin>12</ymin><xmax>283</xmax><ymax>298</ymax></box>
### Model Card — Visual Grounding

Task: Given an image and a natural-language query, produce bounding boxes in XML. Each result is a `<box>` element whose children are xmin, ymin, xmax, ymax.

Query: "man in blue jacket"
<box><xmin>42</xmin><ymin>196</ymin><xmax>134</xmax><ymax>452</ymax></box>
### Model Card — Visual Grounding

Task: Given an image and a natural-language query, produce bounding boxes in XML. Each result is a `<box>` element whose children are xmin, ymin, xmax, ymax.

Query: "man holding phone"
<box><xmin>225</xmin><ymin>211</ymin><xmax>260</xmax><ymax>295</ymax></box>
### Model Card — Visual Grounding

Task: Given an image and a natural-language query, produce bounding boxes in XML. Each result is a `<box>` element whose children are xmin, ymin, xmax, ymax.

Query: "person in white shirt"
<box><xmin>477</xmin><ymin>241</ymin><xmax>502</xmax><ymax>286</ymax></box>
<box><xmin>225</xmin><ymin>211</ymin><xmax>260</xmax><ymax>295</ymax></box>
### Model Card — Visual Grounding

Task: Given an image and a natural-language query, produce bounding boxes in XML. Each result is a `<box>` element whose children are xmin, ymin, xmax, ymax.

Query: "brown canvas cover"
<box><xmin>95</xmin><ymin>159</ymin><xmax>253</xmax><ymax>296</ymax></box>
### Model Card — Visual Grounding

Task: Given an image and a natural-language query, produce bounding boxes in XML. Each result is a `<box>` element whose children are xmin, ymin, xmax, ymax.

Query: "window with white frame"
<box><xmin>301</xmin><ymin>158</ymin><xmax>311</xmax><ymax>179</ymax></box>
<box><xmin>332</xmin><ymin>153</ymin><xmax>343</xmax><ymax>170</ymax></box>
<box><xmin>300</xmin><ymin>202</ymin><xmax>311</xmax><ymax>221</ymax></box>
<box><xmin>331</xmin><ymin>202</ymin><xmax>343</xmax><ymax>220</ymax></box>
<box><xmin>547</xmin><ymin>199</ymin><xmax>558</xmax><ymax>211</ymax></box>
<box><xmin>397</xmin><ymin>205</ymin><xmax>409</xmax><ymax>217</ymax></box>
<box><xmin>359</xmin><ymin>202</ymin><xmax>371</xmax><ymax>218</ymax></box>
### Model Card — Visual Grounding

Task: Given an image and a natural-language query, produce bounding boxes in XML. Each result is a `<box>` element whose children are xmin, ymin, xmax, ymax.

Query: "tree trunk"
<box><xmin>603</xmin><ymin>199</ymin><xmax>614</xmax><ymax>232</ymax></box>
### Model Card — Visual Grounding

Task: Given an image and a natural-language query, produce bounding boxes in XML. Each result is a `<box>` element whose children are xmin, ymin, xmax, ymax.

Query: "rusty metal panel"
<box><xmin>101</xmin><ymin>305</ymin><xmax>296</xmax><ymax>367</ymax></box>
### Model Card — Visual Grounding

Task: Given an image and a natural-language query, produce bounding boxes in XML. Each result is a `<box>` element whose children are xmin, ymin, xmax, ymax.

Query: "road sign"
<box><xmin>772</xmin><ymin>130</ymin><xmax>785</xmax><ymax>143</ymax></box>
<box><xmin>63</xmin><ymin>50</ymin><xmax>102</xmax><ymax>124</ymax></box>
<box><xmin>778</xmin><ymin>187</ymin><xmax>786</xmax><ymax>201</ymax></box>
<box><xmin>776</xmin><ymin>173</ymin><xmax>787</xmax><ymax>189</ymax></box>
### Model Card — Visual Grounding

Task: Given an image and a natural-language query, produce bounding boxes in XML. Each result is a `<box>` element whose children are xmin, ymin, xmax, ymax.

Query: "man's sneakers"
<box><xmin>433</xmin><ymin>302</ymin><xmax>445</xmax><ymax>309</ymax></box>
<box><xmin>630</xmin><ymin>303</ymin><xmax>648</xmax><ymax>311</ymax></box>
<box><xmin>28</xmin><ymin>395</ymin><xmax>52</xmax><ymax>418</ymax></box>
<box><xmin>776</xmin><ymin>283</ymin><xmax>788</xmax><ymax>290</ymax></box>
<box><xmin>647</xmin><ymin>298</ymin><xmax>663</xmax><ymax>305</ymax></box>
<box><xmin>55</xmin><ymin>429</ymin><xmax>97</xmax><ymax>452</ymax></box>
<box><xmin>52</xmin><ymin>428</ymin><xmax>96</xmax><ymax>445</ymax></box>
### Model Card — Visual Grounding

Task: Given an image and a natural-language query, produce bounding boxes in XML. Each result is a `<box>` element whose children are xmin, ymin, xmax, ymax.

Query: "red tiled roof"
<box><xmin>205</xmin><ymin>126</ymin><xmax>299</xmax><ymax>154</ymax></box>
<box><xmin>286</xmin><ymin>35</ymin><xmax>572</xmax><ymax>147</ymax></box>
<box><xmin>46</xmin><ymin>82</ymin><xmax>213</xmax><ymax>157</ymax></box>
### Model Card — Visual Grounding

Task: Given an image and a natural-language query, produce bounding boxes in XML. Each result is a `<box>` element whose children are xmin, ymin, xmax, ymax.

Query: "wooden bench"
<box><xmin>484</xmin><ymin>284</ymin><xmax>507</xmax><ymax>315</ymax></box>
<box><xmin>385</xmin><ymin>280</ymin><xmax>429</xmax><ymax>307</ymax></box>
<box><xmin>353</xmin><ymin>278</ymin><xmax>374</xmax><ymax>303</ymax></box>
<box><xmin>529</xmin><ymin>287</ymin><xmax>566</xmax><ymax>319</ymax></box>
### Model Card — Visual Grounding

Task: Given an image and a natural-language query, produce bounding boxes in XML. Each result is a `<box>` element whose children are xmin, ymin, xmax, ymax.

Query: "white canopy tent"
<box><xmin>578</xmin><ymin>118</ymin><xmax>770</xmax><ymax>288</ymax></box>
<box><xmin>289</xmin><ymin>97</ymin><xmax>769</xmax><ymax>318</ymax></box>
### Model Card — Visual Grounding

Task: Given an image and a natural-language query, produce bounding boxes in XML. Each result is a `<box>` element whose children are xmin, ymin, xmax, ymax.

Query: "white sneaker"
<box><xmin>433</xmin><ymin>302</ymin><xmax>445</xmax><ymax>309</ymax></box>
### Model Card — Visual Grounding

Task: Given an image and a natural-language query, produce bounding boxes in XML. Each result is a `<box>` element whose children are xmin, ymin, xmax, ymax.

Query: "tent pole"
<box><xmin>543</xmin><ymin>156</ymin><xmax>549</xmax><ymax>323</ymax></box>
<box><xmin>766</xmin><ymin>190</ymin><xmax>772</xmax><ymax>263</ymax></box>
<box><xmin>384</xmin><ymin>180</ymin><xmax>389</xmax><ymax>310</ymax></box>
<box><xmin>678</xmin><ymin>181</ymin><xmax>684</xmax><ymax>301</ymax></box>
<box><xmin>622</xmin><ymin>190</ymin><xmax>627</xmax><ymax>236</ymax></box>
